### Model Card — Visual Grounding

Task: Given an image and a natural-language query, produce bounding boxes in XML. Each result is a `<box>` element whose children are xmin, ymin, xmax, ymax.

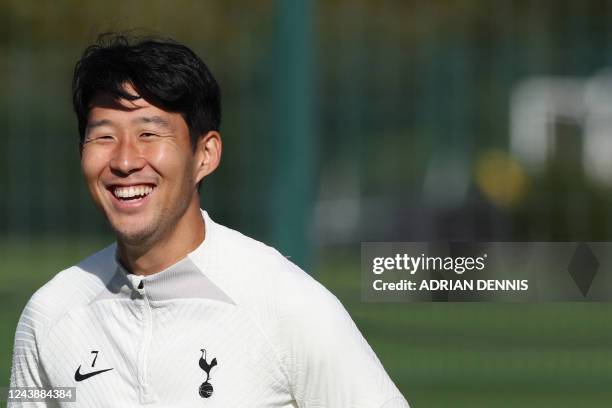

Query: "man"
<box><xmin>9</xmin><ymin>34</ymin><xmax>409</xmax><ymax>407</ymax></box>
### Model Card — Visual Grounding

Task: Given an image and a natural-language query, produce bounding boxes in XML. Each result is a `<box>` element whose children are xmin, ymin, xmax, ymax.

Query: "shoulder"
<box><xmin>189</xmin><ymin>213</ymin><xmax>410</xmax><ymax>405</ymax></box>
<box><xmin>193</xmin><ymin>214</ymin><xmax>354</xmax><ymax>356</ymax></box>
<box><xmin>201</xmin><ymin>223</ymin><xmax>407</xmax><ymax>405</ymax></box>
<box><xmin>192</xmin><ymin>215</ymin><xmax>337</xmax><ymax>317</ymax></box>
<box><xmin>16</xmin><ymin>243</ymin><xmax>117</xmax><ymax>342</ymax></box>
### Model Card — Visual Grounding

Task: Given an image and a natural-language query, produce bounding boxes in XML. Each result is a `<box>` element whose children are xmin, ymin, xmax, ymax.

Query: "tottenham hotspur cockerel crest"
<box><xmin>198</xmin><ymin>348</ymin><xmax>218</xmax><ymax>398</ymax></box>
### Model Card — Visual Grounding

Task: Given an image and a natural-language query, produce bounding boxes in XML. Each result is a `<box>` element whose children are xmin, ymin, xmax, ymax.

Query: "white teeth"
<box><xmin>113</xmin><ymin>185</ymin><xmax>153</xmax><ymax>199</ymax></box>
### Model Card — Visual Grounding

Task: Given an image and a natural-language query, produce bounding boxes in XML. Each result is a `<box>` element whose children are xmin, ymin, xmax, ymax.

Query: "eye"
<box><xmin>84</xmin><ymin>135</ymin><xmax>113</xmax><ymax>144</ymax></box>
<box><xmin>140</xmin><ymin>132</ymin><xmax>157</xmax><ymax>138</ymax></box>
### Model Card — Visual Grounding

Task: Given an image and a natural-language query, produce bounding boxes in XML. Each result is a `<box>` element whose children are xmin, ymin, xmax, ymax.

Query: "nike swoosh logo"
<box><xmin>74</xmin><ymin>365</ymin><xmax>114</xmax><ymax>382</ymax></box>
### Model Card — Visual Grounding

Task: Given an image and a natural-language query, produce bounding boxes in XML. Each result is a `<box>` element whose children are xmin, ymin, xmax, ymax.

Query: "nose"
<box><xmin>109</xmin><ymin>138</ymin><xmax>146</xmax><ymax>175</ymax></box>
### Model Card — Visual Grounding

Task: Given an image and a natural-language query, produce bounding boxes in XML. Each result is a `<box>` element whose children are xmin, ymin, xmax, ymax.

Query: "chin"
<box><xmin>110</xmin><ymin>218</ymin><xmax>158</xmax><ymax>245</ymax></box>
<box><xmin>115</xmin><ymin>228</ymin><xmax>157</xmax><ymax>246</ymax></box>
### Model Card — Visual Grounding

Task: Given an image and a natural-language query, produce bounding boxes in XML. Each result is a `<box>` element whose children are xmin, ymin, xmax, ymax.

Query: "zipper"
<box><xmin>137</xmin><ymin>279</ymin><xmax>155</xmax><ymax>403</ymax></box>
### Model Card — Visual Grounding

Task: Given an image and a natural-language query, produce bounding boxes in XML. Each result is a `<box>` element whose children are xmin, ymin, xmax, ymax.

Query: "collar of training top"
<box><xmin>93</xmin><ymin>210</ymin><xmax>235</xmax><ymax>304</ymax></box>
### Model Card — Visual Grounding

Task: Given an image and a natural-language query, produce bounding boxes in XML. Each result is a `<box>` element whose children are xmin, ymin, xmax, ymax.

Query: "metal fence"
<box><xmin>3</xmin><ymin>1</ymin><xmax>612</xmax><ymax>264</ymax></box>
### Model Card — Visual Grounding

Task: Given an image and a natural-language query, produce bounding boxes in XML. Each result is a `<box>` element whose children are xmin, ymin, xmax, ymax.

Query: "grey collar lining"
<box><xmin>94</xmin><ymin>251</ymin><xmax>234</xmax><ymax>305</ymax></box>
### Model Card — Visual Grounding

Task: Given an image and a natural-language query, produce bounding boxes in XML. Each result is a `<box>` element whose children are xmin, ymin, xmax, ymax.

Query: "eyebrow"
<box><xmin>133</xmin><ymin>115</ymin><xmax>171</xmax><ymax>129</ymax></box>
<box><xmin>86</xmin><ymin>119</ymin><xmax>113</xmax><ymax>130</ymax></box>
<box><xmin>86</xmin><ymin>116</ymin><xmax>171</xmax><ymax>132</ymax></box>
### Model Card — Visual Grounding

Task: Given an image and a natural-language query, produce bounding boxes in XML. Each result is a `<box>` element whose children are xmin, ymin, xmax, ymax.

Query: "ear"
<box><xmin>193</xmin><ymin>130</ymin><xmax>222</xmax><ymax>185</ymax></box>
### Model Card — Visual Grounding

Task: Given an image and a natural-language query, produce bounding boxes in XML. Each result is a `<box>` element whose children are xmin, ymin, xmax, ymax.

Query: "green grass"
<box><xmin>316</xmin><ymin>251</ymin><xmax>612</xmax><ymax>407</ymax></box>
<box><xmin>2</xmin><ymin>240</ymin><xmax>612</xmax><ymax>407</ymax></box>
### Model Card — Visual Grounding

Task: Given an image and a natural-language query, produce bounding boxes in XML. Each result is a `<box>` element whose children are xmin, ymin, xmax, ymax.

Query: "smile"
<box><xmin>112</xmin><ymin>185</ymin><xmax>154</xmax><ymax>200</ymax></box>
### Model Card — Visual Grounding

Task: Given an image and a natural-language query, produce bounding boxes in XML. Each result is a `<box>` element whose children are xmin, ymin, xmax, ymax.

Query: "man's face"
<box><xmin>81</xmin><ymin>87</ymin><xmax>200</xmax><ymax>245</ymax></box>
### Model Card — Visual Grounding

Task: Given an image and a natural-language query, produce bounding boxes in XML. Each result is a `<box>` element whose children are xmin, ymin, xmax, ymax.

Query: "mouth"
<box><xmin>106</xmin><ymin>184</ymin><xmax>156</xmax><ymax>209</ymax></box>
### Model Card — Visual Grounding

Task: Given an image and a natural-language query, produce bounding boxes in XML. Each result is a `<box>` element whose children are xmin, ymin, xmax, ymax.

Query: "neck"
<box><xmin>117</xmin><ymin>198</ymin><xmax>205</xmax><ymax>276</ymax></box>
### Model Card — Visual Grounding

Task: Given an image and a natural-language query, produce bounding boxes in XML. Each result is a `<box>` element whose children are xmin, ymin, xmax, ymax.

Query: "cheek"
<box><xmin>80</xmin><ymin>150</ymin><xmax>105</xmax><ymax>184</ymax></box>
<box><xmin>146</xmin><ymin>144</ymin><xmax>194</xmax><ymax>180</ymax></box>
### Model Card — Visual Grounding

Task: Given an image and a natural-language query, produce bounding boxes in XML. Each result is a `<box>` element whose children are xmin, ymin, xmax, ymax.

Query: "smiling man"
<box><xmin>9</xmin><ymin>34</ymin><xmax>409</xmax><ymax>407</ymax></box>
<box><xmin>80</xmin><ymin>82</ymin><xmax>215</xmax><ymax>276</ymax></box>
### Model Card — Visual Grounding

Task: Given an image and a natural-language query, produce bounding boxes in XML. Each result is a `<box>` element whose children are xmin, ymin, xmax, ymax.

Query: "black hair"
<box><xmin>72</xmin><ymin>33</ymin><xmax>221</xmax><ymax>147</ymax></box>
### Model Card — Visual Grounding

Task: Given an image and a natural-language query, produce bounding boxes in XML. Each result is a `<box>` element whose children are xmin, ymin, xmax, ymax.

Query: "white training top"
<box><xmin>9</xmin><ymin>210</ymin><xmax>409</xmax><ymax>407</ymax></box>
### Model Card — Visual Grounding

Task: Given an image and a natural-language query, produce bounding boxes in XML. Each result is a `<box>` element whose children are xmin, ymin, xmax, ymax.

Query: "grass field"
<box><xmin>2</xmin><ymin>239</ymin><xmax>612</xmax><ymax>407</ymax></box>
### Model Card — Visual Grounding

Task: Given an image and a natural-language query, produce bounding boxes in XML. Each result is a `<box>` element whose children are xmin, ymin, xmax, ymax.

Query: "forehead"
<box><xmin>86</xmin><ymin>85</ymin><xmax>186</xmax><ymax>133</ymax></box>
<box><xmin>86</xmin><ymin>95</ymin><xmax>191</xmax><ymax>142</ymax></box>
<box><xmin>88</xmin><ymin>92</ymin><xmax>168</xmax><ymax>123</ymax></box>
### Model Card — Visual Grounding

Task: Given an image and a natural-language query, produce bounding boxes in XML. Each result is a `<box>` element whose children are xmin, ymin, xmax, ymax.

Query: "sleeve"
<box><xmin>277</xmin><ymin>277</ymin><xmax>410</xmax><ymax>408</ymax></box>
<box><xmin>8</xmin><ymin>299</ymin><xmax>54</xmax><ymax>408</ymax></box>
